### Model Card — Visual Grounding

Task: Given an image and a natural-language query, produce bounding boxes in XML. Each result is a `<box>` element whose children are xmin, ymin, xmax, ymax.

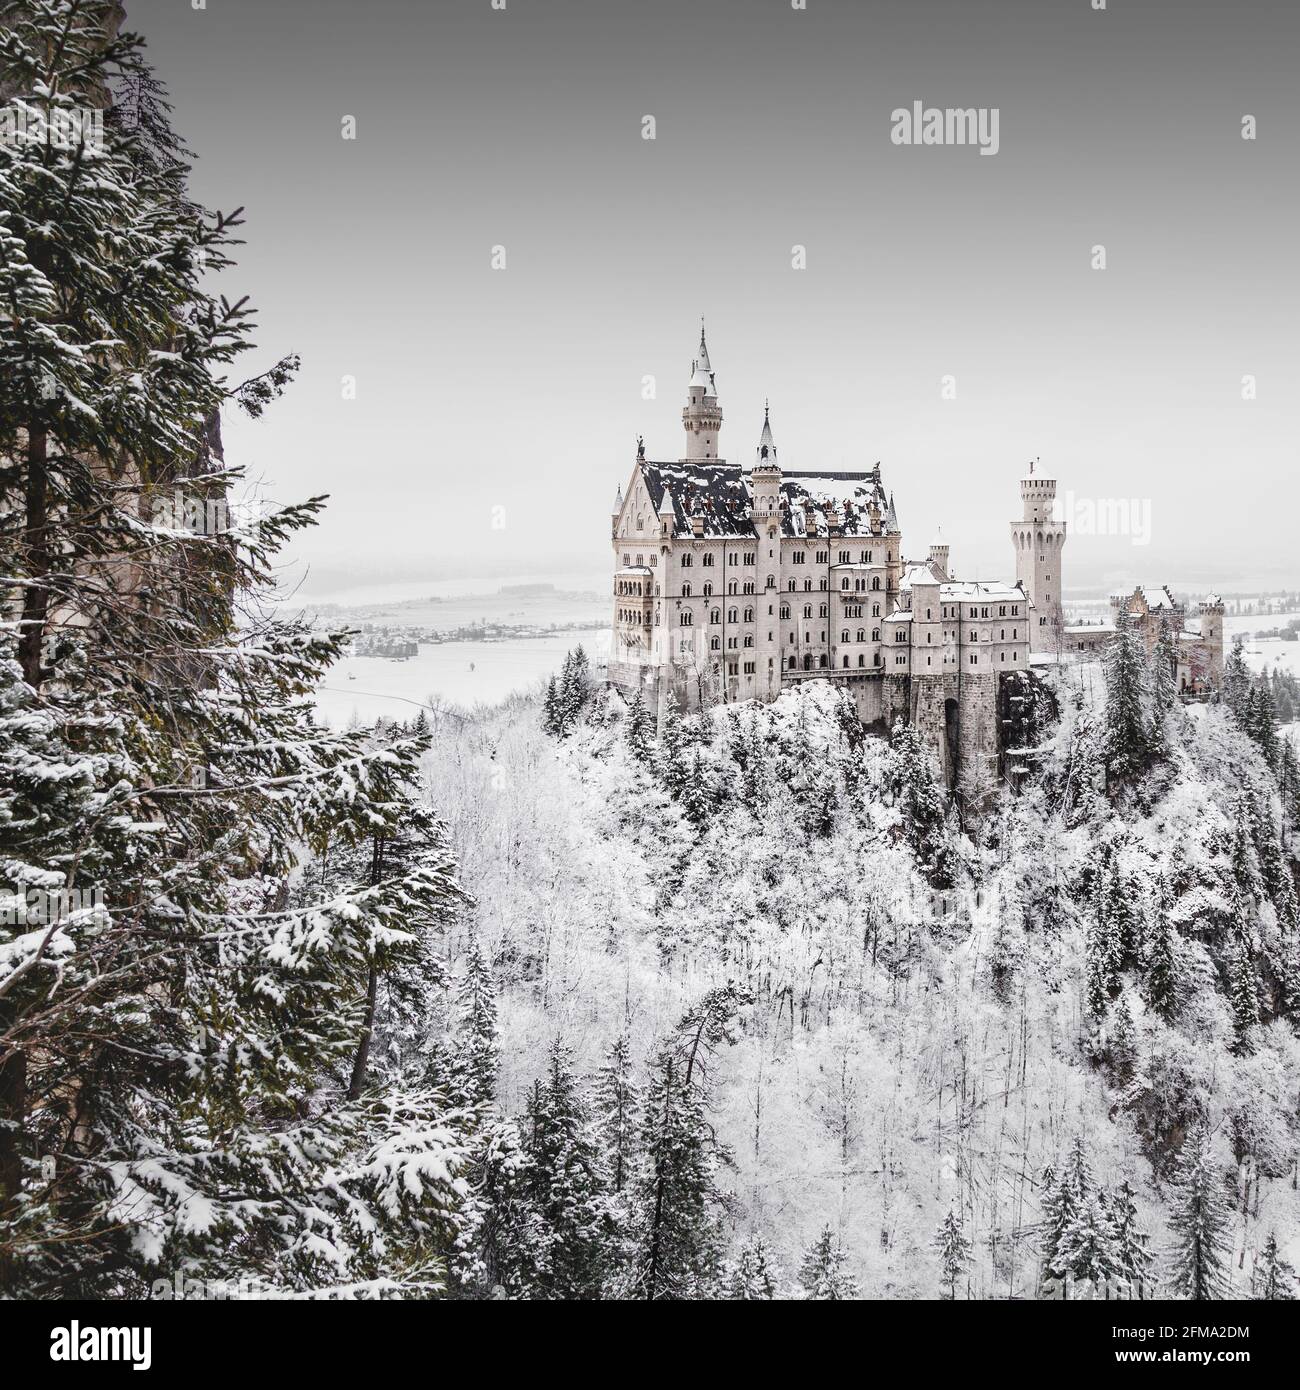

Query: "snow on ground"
<box><xmin>1243</xmin><ymin>635</ymin><xmax>1300</xmax><ymax>678</ymax></box>
<box><xmin>313</xmin><ymin>628</ymin><xmax>609</xmax><ymax>727</ymax></box>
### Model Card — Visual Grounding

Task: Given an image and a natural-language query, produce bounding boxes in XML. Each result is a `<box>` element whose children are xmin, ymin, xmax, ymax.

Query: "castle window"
<box><xmin>744</xmin><ymin>661</ymin><xmax>756</xmax><ymax>675</ymax></box>
<box><xmin>861</xmin><ymin>551</ymin><xmax>869</xmax><ymax>564</ymax></box>
<box><xmin>969</xmin><ymin>654</ymin><xmax>977</xmax><ymax>664</ymax></box>
<box><xmin>728</xmin><ymin>608</ymin><xmax>739</xmax><ymax>623</ymax></box>
<box><xmin>816</xmin><ymin>551</ymin><xmax>828</xmax><ymax>564</ymax></box>
<box><xmin>702</xmin><ymin>553</ymin><xmax>715</xmax><ymax>567</ymax></box>
<box><xmin>682</xmin><ymin>553</ymin><xmax>692</xmax><ymax>567</ymax></box>
<box><xmin>766</xmin><ymin>576</ymin><xmax>775</xmax><ymax>588</ymax></box>
<box><xmin>856</xmin><ymin>629</ymin><xmax>865</xmax><ymax>642</ymax></box>
<box><xmin>804</xmin><ymin>579</ymin><xmax>813</xmax><ymax>592</ymax></box>
<box><xmin>744</xmin><ymin>552</ymin><xmax>755</xmax><ymax>565</ymax></box>
<box><xmin>780</xmin><ymin>605</ymin><xmax>790</xmax><ymax>620</ymax></box>
<box><xmin>819</xmin><ymin>604</ymin><xmax>828</xmax><ymax>617</ymax></box>
<box><xmin>728</xmin><ymin>581</ymin><xmax>738</xmax><ymax>595</ymax></box>
<box><xmin>873</xmin><ymin>604</ymin><xmax>880</xmax><ymax>618</ymax></box>
<box><xmin>682</xmin><ymin>583</ymin><xmax>691</xmax><ymax>597</ymax></box>
<box><xmin>858</xmin><ymin>654</ymin><xmax>865</xmax><ymax>667</ymax></box>
<box><xmin>842</xmin><ymin>578</ymin><xmax>850</xmax><ymax>590</ymax></box>
<box><xmin>841</xmin><ymin>630</ymin><xmax>850</xmax><ymax>643</ymax></box>
<box><xmin>839</xmin><ymin>550</ymin><xmax>850</xmax><ymax>564</ymax></box>
<box><xmin>803</xmin><ymin>605</ymin><xmax>813</xmax><ymax>619</ymax></box>
<box><xmin>789</xmin><ymin>656</ymin><xmax>797</xmax><ymax>669</ymax></box>
<box><xmin>792</xmin><ymin>551</ymin><xmax>805</xmax><ymax>564</ymax></box>
<box><xmin>710</xmin><ymin>636</ymin><xmax>720</xmax><ymax>650</ymax></box>
<box><xmin>679</xmin><ymin>612</ymin><xmax>692</xmax><ymax>626</ymax></box>
<box><xmin>743</xmin><ymin>582</ymin><xmax>754</xmax><ymax>595</ymax></box>
<box><xmin>744</xmin><ymin>636</ymin><xmax>754</xmax><ymax>648</ymax></box>
<box><xmin>743</xmin><ymin>607</ymin><xmax>754</xmax><ymax>622</ymax></box>
<box><xmin>819</xmin><ymin>579</ymin><xmax>828</xmax><ymax>591</ymax></box>
<box><xmin>728</xmin><ymin>636</ymin><xmax>738</xmax><ymax>649</ymax></box>
<box><xmin>843</xmin><ymin>655</ymin><xmax>850</xmax><ymax>668</ymax></box>
<box><xmin>819</xmin><ymin>655</ymin><xmax>828</xmax><ymax>668</ymax></box>
<box><xmin>710</xmin><ymin>608</ymin><xmax>720</xmax><ymax>624</ymax></box>
<box><xmin>623</xmin><ymin>554</ymin><xmax>630</xmax><ymax>566</ymax></box>
<box><xmin>788</xmin><ymin>579</ymin><xmax>796</xmax><ymax>592</ymax></box>
<box><xmin>872</xmin><ymin>577</ymin><xmax>880</xmax><ymax>590</ymax></box>
<box><xmin>703</xmin><ymin>582</ymin><xmax>712</xmax><ymax>597</ymax></box>
<box><xmin>872</xmin><ymin>628</ymin><xmax>880</xmax><ymax>641</ymax></box>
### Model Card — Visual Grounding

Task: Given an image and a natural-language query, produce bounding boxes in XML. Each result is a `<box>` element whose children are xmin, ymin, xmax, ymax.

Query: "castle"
<box><xmin>607</xmin><ymin>324</ymin><xmax>1223</xmax><ymax>787</ymax></box>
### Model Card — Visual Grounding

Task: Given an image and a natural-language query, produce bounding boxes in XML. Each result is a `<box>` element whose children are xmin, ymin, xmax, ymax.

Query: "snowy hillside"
<box><xmin>416</xmin><ymin>643</ymin><xmax>1300</xmax><ymax>1298</ymax></box>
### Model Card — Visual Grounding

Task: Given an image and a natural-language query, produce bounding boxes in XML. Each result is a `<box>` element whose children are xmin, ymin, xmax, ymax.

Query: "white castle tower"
<box><xmin>1011</xmin><ymin>461</ymin><xmax>1066</xmax><ymax>652</ymax></box>
<box><xmin>681</xmin><ymin>320</ymin><xmax>723</xmax><ymax>463</ymax></box>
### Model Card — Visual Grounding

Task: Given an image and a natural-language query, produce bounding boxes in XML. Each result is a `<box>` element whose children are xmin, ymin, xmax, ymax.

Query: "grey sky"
<box><xmin>125</xmin><ymin>0</ymin><xmax>1299</xmax><ymax>597</ymax></box>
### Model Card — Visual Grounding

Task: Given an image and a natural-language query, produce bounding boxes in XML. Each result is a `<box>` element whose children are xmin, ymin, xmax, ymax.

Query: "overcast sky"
<box><xmin>125</xmin><ymin>0</ymin><xmax>1298</xmax><ymax>599</ymax></box>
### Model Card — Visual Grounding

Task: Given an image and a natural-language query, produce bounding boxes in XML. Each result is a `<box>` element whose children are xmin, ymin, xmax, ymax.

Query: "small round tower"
<box><xmin>681</xmin><ymin>320</ymin><xmax>722</xmax><ymax>463</ymax></box>
<box><xmin>1011</xmin><ymin>461</ymin><xmax>1066</xmax><ymax>652</ymax></box>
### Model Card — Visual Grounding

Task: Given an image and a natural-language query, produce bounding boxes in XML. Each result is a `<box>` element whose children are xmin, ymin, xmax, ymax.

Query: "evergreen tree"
<box><xmin>594</xmin><ymin>1032</ymin><xmax>640</xmax><ymax>1197</ymax></box>
<box><xmin>933</xmin><ymin>1208</ymin><xmax>971</xmax><ymax>1299</ymax></box>
<box><xmin>625</xmin><ymin>686</ymin><xmax>655</xmax><ymax>762</ymax></box>
<box><xmin>1109</xmin><ymin>994</ymin><xmax>1138</xmax><ymax>1085</ymax></box>
<box><xmin>1221</xmin><ymin>639</ymin><xmax>1251</xmax><ymax>718</ymax></box>
<box><xmin>521</xmin><ymin>1042</ymin><xmax>612</xmax><ymax>1300</ymax></box>
<box><xmin>1227</xmin><ymin>904</ymin><xmax>1259</xmax><ymax>1053</ymax></box>
<box><xmin>1039</xmin><ymin>1161</ymin><xmax>1077</xmax><ymax>1291</ymax></box>
<box><xmin>541</xmin><ymin>675</ymin><xmax>560</xmax><ymax>735</ymax></box>
<box><xmin>724</xmin><ymin>1234</ymin><xmax>782</xmax><ymax>1300</ymax></box>
<box><xmin>0</xmin><ymin>8</ymin><xmax>471</xmax><ymax>1297</ymax></box>
<box><xmin>1165</xmin><ymin>1126</ymin><xmax>1233</xmax><ymax>1300</ymax></box>
<box><xmin>627</xmin><ymin>983</ymin><xmax>750</xmax><ymax>1300</ymax></box>
<box><xmin>1150</xmin><ymin>614</ymin><xmax>1179</xmax><ymax>733</ymax></box>
<box><xmin>798</xmin><ymin>1224</ymin><xmax>859</xmax><ymax>1300</ymax></box>
<box><xmin>1145</xmin><ymin>878</ymin><xmax>1182</xmax><ymax>1022</ymax></box>
<box><xmin>1057</xmin><ymin>1192</ymin><xmax>1123</xmax><ymax>1293</ymax></box>
<box><xmin>1109</xmin><ymin>1181</ymin><xmax>1154</xmax><ymax>1296</ymax></box>
<box><xmin>448</xmin><ymin>936</ymin><xmax>499</xmax><ymax>1107</ymax></box>
<box><xmin>1103</xmin><ymin>607</ymin><xmax>1152</xmax><ymax>780</ymax></box>
<box><xmin>1252</xmin><ymin>1231</ymin><xmax>1297</xmax><ymax>1301</ymax></box>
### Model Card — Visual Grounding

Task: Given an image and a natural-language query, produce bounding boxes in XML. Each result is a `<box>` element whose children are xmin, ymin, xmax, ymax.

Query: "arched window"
<box><xmin>682</xmin><ymin>582</ymin><xmax>691</xmax><ymax>597</ymax></box>
<box><xmin>710</xmin><ymin>608</ymin><xmax>720</xmax><ymax>624</ymax></box>
<box><xmin>710</xmin><ymin>636</ymin><xmax>720</xmax><ymax>650</ymax></box>
<box><xmin>728</xmin><ymin>607</ymin><xmax>739</xmax><ymax>623</ymax></box>
<box><xmin>842</xmin><ymin>655</ymin><xmax>849</xmax><ymax>668</ymax></box>
<box><xmin>803</xmin><ymin>604</ymin><xmax>812</xmax><ymax>619</ymax></box>
<box><xmin>872</xmin><ymin>628</ymin><xmax>880</xmax><ymax>641</ymax></box>
<box><xmin>872</xmin><ymin>576</ymin><xmax>880</xmax><ymax>590</ymax></box>
<box><xmin>743</xmin><ymin>607</ymin><xmax>754</xmax><ymax>622</ymax></box>
<box><xmin>679</xmin><ymin>611</ymin><xmax>692</xmax><ymax>626</ymax></box>
<box><xmin>856</xmin><ymin>628</ymin><xmax>865</xmax><ymax>642</ymax></box>
<box><xmin>841</xmin><ymin>630</ymin><xmax>850</xmax><ymax>643</ymax></box>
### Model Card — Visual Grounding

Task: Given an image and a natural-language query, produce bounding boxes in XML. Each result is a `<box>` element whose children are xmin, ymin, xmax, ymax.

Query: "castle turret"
<box><xmin>928</xmin><ymin>527</ymin><xmax>950</xmax><ymax>580</ymax></box>
<box><xmin>1199</xmin><ymin>593</ymin><xmax>1225</xmax><ymax>687</ymax></box>
<box><xmin>681</xmin><ymin>320</ymin><xmax>723</xmax><ymax>463</ymax></box>
<box><xmin>750</xmin><ymin>401</ymin><xmax>782</xmax><ymax>519</ymax></box>
<box><xmin>1011</xmin><ymin>461</ymin><xmax>1066</xmax><ymax>652</ymax></box>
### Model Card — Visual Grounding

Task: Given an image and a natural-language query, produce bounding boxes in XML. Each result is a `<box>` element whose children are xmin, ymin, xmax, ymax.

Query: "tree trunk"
<box><xmin>347</xmin><ymin>964</ymin><xmax>379</xmax><ymax>1101</ymax></box>
<box><xmin>0</xmin><ymin>1036</ymin><xmax>27</xmax><ymax>1292</ymax></box>
<box><xmin>17</xmin><ymin>429</ymin><xmax>49</xmax><ymax>688</ymax></box>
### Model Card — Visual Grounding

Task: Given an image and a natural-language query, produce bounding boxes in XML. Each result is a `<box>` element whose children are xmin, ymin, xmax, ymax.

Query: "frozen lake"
<box><xmin>313</xmin><ymin>628</ymin><xmax>610</xmax><ymax>727</ymax></box>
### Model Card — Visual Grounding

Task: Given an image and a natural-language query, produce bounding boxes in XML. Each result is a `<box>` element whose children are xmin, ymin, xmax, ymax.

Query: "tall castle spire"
<box><xmin>681</xmin><ymin>319</ymin><xmax>722</xmax><ymax>464</ymax></box>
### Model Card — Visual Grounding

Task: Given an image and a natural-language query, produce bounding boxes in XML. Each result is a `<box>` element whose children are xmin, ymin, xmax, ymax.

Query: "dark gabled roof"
<box><xmin>639</xmin><ymin>462</ymin><xmax>894</xmax><ymax>541</ymax></box>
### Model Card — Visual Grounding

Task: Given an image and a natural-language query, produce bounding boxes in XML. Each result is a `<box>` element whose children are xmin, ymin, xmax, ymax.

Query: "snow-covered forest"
<box><xmin>394</xmin><ymin>631</ymin><xmax>1300</xmax><ymax>1300</ymax></box>
<box><xmin>2</xmin><ymin>2</ymin><xmax>1299</xmax><ymax>1303</ymax></box>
